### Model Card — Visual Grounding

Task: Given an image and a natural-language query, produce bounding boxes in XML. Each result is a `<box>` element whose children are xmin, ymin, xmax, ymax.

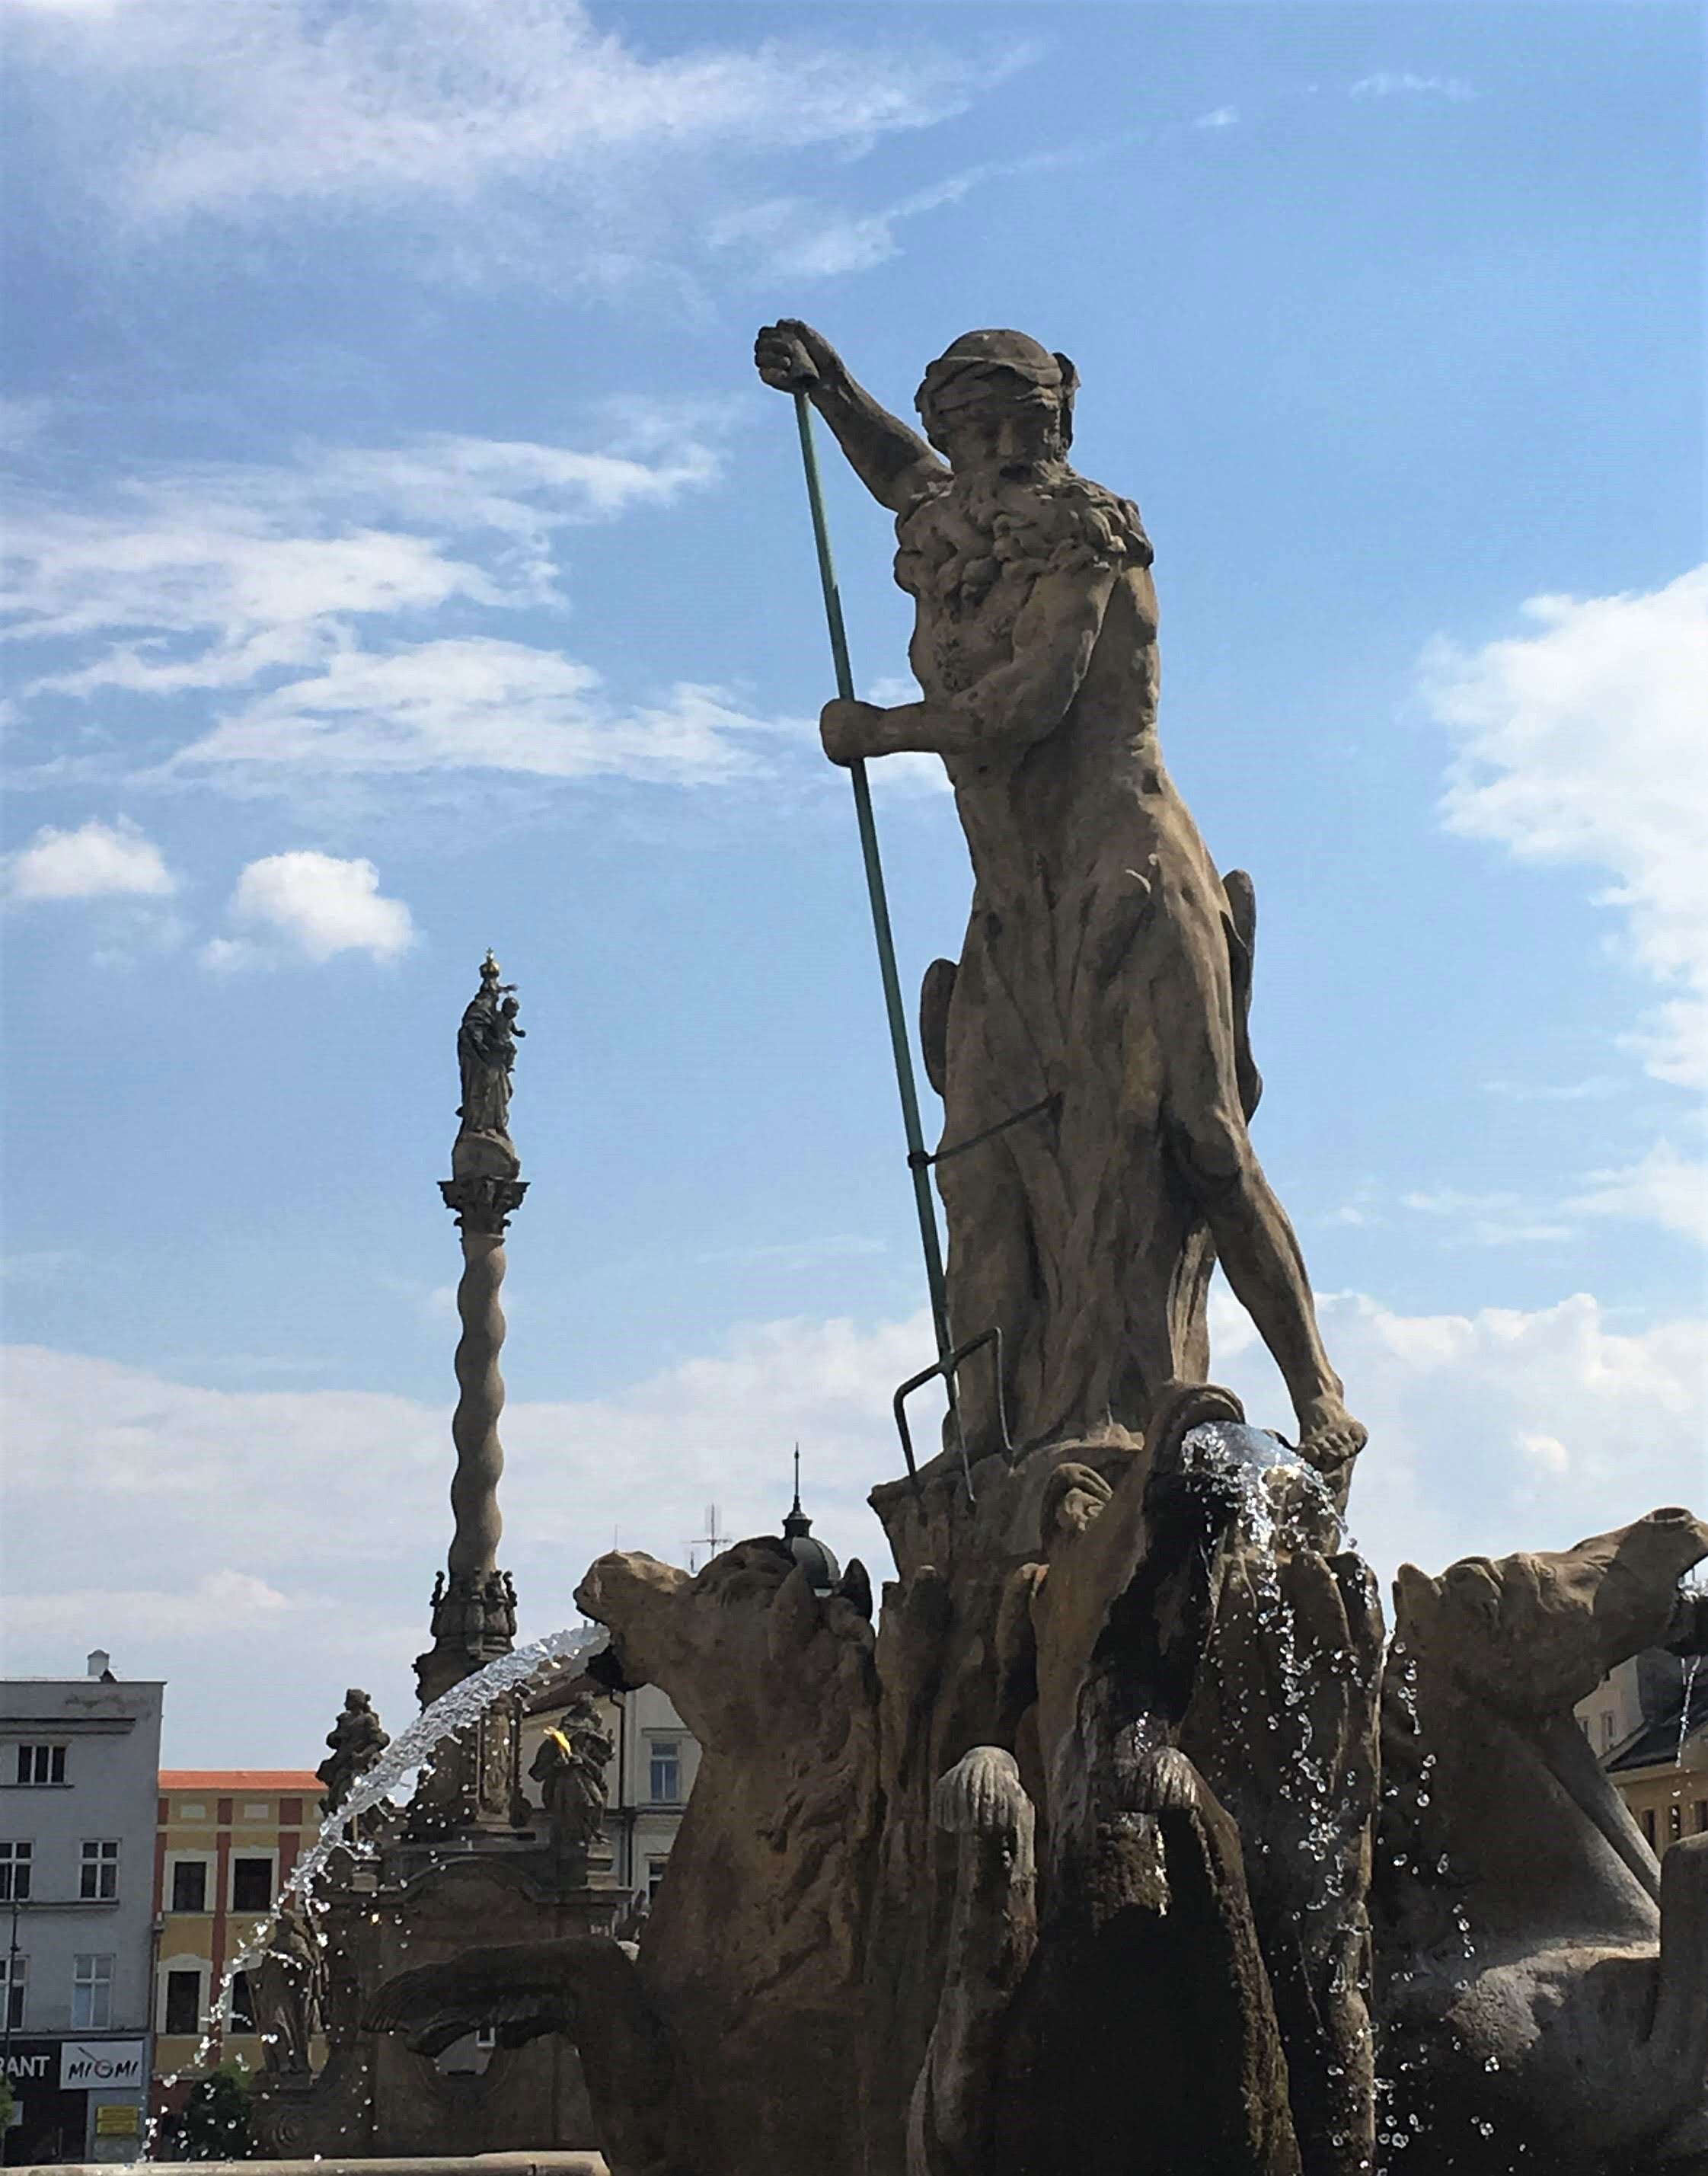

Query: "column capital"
<box><xmin>439</xmin><ymin>1174</ymin><xmax>528</xmax><ymax>1234</ymax></box>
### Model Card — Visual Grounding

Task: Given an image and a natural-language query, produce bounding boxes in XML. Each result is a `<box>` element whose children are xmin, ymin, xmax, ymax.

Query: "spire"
<box><xmin>784</xmin><ymin>1444</ymin><xmax>810</xmax><ymax>1539</ymax></box>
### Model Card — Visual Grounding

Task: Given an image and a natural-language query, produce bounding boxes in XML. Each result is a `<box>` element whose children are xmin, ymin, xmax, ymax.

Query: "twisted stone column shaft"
<box><xmin>448</xmin><ymin>1227</ymin><xmax>507</xmax><ymax>1582</ymax></box>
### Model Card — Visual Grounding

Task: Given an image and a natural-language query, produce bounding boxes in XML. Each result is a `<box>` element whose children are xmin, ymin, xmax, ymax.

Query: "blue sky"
<box><xmin>1</xmin><ymin>0</ymin><xmax>1702</xmax><ymax>1764</ymax></box>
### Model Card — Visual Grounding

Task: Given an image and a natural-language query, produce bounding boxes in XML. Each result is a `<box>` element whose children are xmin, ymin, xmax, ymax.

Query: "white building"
<box><xmin>1</xmin><ymin>1653</ymin><xmax>162</xmax><ymax>2166</ymax></box>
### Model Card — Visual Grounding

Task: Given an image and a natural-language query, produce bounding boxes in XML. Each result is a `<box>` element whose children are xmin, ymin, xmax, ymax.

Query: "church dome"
<box><xmin>781</xmin><ymin>1456</ymin><xmax>840</xmax><ymax>1597</ymax></box>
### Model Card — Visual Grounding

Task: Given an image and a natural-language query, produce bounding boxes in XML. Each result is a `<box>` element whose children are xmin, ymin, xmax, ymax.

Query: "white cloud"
<box><xmin>1568</xmin><ymin>1141</ymin><xmax>1708</xmax><ymax>1246</ymax></box>
<box><xmin>1350</xmin><ymin>72</ymin><xmax>1473</xmax><ymax>101</ymax></box>
<box><xmin>9</xmin><ymin>0</ymin><xmax>1026</xmax><ymax>263</ymax></box>
<box><xmin>1428</xmin><ymin>567</ymin><xmax>1708</xmax><ymax>1089</ymax></box>
<box><xmin>5</xmin><ymin>1285</ymin><xmax>1704</xmax><ymax>1756</ymax></box>
<box><xmin>209</xmin><ymin>850</ymin><xmax>415</xmax><ymax>966</ymax></box>
<box><xmin>4</xmin><ymin>814</ymin><xmax>177</xmax><ymax>900</ymax></box>
<box><xmin>1194</xmin><ymin>106</ymin><xmax>1239</xmax><ymax>129</ymax></box>
<box><xmin>174</xmin><ymin>641</ymin><xmax>782</xmax><ymax>787</ymax></box>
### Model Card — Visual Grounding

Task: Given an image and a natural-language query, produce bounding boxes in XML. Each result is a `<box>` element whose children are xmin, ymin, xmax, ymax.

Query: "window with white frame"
<box><xmin>0</xmin><ymin>1952</ymin><xmax>25</xmax><ymax>2029</ymax></box>
<box><xmin>0</xmin><ymin>1841</ymin><xmax>31</xmax><ymax>1902</ymax></box>
<box><xmin>72</xmin><ymin>1953</ymin><xmax>113</xmax><ymax>2029</ymax></box>
<box><xmin>13</xmin><ymin>1743</ymin><xmax>66</xmax><ymax>1786</ymax></box>
<box><xmin>648</xmin><ymin>1739</ymin><xmax>682</xmax><ymax>1804</ymax></box>
<box><xmin>646</xmin><ymin>1854</ymin><xmax>671</xmax><ymax>1903</ymax></box>
<box><xmin>80</xmin><ymin>1838</ymin><xmax>120</xmax><ymax>1900</ymax></box>
<box><xmin>162</xmin><ymin>1967</ymin><xmax>203</xmax><ymax>2037</ymax></box>
<box><xmin>170</xmin><ymin>1858</ymin><xmax>209</xmax><ymax>1913</ymax></box>
<box><xmin>230</xmin><ymin>1856</ymin><xmax>273</xmax><ymax>1911</ymax></box>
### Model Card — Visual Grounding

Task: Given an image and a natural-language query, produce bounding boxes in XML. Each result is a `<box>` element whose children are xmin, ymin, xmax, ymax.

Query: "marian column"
<box><xmin>411</xmin><ymin>952</ymin><xmax>528</xmax><ymax>1829</ymax></box>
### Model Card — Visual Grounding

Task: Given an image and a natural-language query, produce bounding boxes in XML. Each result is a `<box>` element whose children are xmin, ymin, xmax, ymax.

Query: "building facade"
<box><xmin>149</xmin><ymin>1769</ymin><xmax>322</xmax><ymax>2127</ymax></box>
<box><xmin>1576</xmin><ymin>1647</ymin><xmax>1708</xmax><ymax>1856</ymax></box>
<box><xmin>1</xmin><ymin>1654</ymin><xmax>162</xmax><ymax>2166</ymax></box>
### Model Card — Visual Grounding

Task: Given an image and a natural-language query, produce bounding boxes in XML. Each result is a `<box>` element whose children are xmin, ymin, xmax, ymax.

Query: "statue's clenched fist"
<box><xmin>754</xmin><ymin>319</ymin><xmax>841</xmax><ymax>395</ymax></box>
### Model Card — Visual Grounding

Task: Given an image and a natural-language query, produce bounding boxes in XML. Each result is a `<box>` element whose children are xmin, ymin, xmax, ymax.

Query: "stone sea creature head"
<box><xmin>1394</xmin><ymin>1505</ymin><xmax>1708</xmax><ymax>1717</ymax></box>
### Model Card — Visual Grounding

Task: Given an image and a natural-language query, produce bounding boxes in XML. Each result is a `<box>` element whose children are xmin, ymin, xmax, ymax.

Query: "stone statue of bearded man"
<box><xmin>755</xmin><ymin>321</ymin><xmax>1365</xmax><ymax>1492</ymax></box>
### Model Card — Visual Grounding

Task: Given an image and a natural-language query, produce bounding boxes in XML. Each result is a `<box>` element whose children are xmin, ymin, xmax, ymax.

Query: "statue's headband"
<box><xmin>915</xmin><ymin>330</ymin><xmax>1079</xmax><ymax>448</ymax></box>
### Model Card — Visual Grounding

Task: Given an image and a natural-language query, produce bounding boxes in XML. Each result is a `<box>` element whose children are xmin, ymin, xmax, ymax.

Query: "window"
<box><xmin>0</xmin><ymin>1841</ymin><xmax>31</xmax><ymax>1902</ymax></box>
<box><xmin>231</xmin><ymin>1857</ymin><xmax>273</xmax><ymax>1911</ymax></box>
<box><xmin>649</xmin><ymin>1740</ymin><xmax>682</xmax><ymax>1804</ymax></box>
<box><xmin>1668</xmin><ymin>1803</ymin><xmax>1684</xmax><ymax>1842</ymax></box>
<box><xmin>1697</xmin><ymin>1800</ymin><xmax>1708</xmax><ymax>1835</ymax></box>
<box><xmin>646</xmin><ymin>1855</ymin><xmax>670</xmax><ymax>1903</ymax></box>
<box><xmin>171</xmin><ymin>1858</ymin><xmax>209</xmax><ymax>1913</ymax></box>
<box><xmin>164</xmin><ymin>1969</ymin><xmax>203</xmax><ymax>2036</ymax></box>
<box><xmin>279</xmin><ymin>1797</ymin><xmax>303</xmax><ymax>1826</ymax></box>
<box><xmin>1601</xmin><ymin>1713</ymin><xmax>1616</xmax><ymax>1751</ymax></box>
<box><xmin>72</xmin><ymin>1954</ymin><xmax>113</xmax><ymax>2030</ymax></box>
<box><xmin>1642</xmin><ymin>1807</ymin><xmax>1658</xmax><ymax>1847</ymax></box>
<box><xmin>80</xmin><ymin>1839</ymin><xmax>120</xmax><ymax>1900</ymax></box>
<box><xmin>228</xmin><ymin>1970</ymin><xmax>255</xmax><ymax>2033</ymax></box>
<box><xmin>0</xmin><ymin>1953</ymin><xmax>25</xmax><ymax>2030</ymax></box>
<box><xmin>14</xmin><ymin>1744</ymin><xmax>65</xmax><ymax>1786</ymax></box>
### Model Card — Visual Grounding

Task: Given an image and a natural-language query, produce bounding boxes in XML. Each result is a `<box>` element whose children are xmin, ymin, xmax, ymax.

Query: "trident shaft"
<box><xmin>790</xmin><ymin>392</ymin><xmax>957</xmax><ymax>1395</ymax></box>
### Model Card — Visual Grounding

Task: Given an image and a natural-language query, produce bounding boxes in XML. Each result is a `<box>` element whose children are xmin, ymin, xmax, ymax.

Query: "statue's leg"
<box><xmin>1160</xmin><ymin>979</ymin><xmax>1363</xmax><ymax>1485</ymax></box>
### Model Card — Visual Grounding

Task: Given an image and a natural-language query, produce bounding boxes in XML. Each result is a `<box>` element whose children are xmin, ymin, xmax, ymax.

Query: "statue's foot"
<box><xmin>1295</xmin><ymin>1397</ymin><xmax>1368</xmax><ymax>1479</ymax></box>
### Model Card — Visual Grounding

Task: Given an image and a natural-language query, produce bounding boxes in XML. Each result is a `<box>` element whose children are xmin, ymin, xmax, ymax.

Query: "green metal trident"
<box><xmin>789</xmin><ymin>394</ymin><xmax>959</xmax><ymax>1411</ymax></box>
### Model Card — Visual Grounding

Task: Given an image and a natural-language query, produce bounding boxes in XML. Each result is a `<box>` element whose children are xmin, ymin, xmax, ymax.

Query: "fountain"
<box><xmin>279</xmin><ymin>325</ymin><xmax>1701</xmax><ymax>2176</ymax></box>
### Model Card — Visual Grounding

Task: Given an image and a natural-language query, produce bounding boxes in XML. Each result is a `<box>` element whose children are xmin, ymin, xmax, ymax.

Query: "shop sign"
<box><xmin>96</xmin><ymin>2103</ymin><xmax>142</xmax><ymax>2136</ymax></box>
<box><xmin>59</xmin><ymin>2037</ymin><xmax>147</xmax><ymax>2088</ymax></box>
<box><xmin>1</xmin><ymin>2041</ymin><xmax>56</xmax><ymax>2085</ymax></box>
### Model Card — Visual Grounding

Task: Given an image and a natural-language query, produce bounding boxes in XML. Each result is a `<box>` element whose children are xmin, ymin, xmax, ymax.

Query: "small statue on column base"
<box><xmin>529</xmin><ymin>1692</ymin><xmax>615</xmax><ymax>1863</ymax></box>
<box><xmin>316</xmin><ymin>1688</ymin><xmax>389</xmax><ymax>1818</ymax></box>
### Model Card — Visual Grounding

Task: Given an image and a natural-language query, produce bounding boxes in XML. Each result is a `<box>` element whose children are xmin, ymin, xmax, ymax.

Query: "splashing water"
<box><xmin>1679</xmin><ymin>1654</ymin><xmax>1703</xmax><ymax>1769</ymax></box>
<box><xmin>151</xmin><ymin>1622</ymin><xmax>601</xmax><ymax>2148</ymax></box>
<box><xmin>1181</xmin><ymin>1420</ymin><xmax>1373</xmax><ymax>1899</ymax></box>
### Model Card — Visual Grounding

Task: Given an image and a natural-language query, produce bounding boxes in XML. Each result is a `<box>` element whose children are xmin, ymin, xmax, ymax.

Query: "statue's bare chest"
<box><xmin>896</xmin><ymin>506</ymin><xmax>1034</xmax><ymax>695</ymax></box>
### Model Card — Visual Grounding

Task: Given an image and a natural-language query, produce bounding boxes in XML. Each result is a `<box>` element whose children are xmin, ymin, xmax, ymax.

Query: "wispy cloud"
<box><xmin>171</xmin><ymin>643</ymin><xmax>784</xmax><ymax>790</ymax></box>
<box><xmin>1193</xmin><ymin>106</ymin><xmax>1239</xmax><ymax>130</ymax></box>
<box><xmin>710</xmin><ymin>151</ymin><xmax>1074</xmax><ymax>282</ymax></box>
<box><xmin>1481</xmin><ymin>1075</ymin><xmax>1623</xmax><ymax>1103</ymax></box>
<box><xmin>4</xmin><ymin>423</ymin><xmax>720</xmax><ymax>701</ymax></box>
<box><xmin>1350</xmin><ymin>71</ymin><xmax>1474</xmax><ymax>102</ymax></box>
<box><xmin>9</xmin><ymin>0</ymin><xmax>1032</xmax><ymax>284</ymax></box>
<box><xmin>2</xmin><ymin>418</ymin><xmax>793</xmax><ymax>794</ymax></box>
<box><xmin>1400</xmin><ymin>1187</ymin><xmax>1575</xmax><ymax>1248</ymax></box>
<box><xmin>4</xmin><ymin>815</ymin><xmax>177</xmax><ymax>901</ymax></box>
<box><xmin>1428</xmin><ymin>566</ymin><xmax>1708</xmax><ymax>1091</ymax></box>
<box><xmin>1567</xmin><ymin>1142</ymin><xmax>1708</xmax><ymax>1247</ymax></box>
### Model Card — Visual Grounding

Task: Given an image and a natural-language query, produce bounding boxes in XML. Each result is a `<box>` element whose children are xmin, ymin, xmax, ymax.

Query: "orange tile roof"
<box><xmin>160</xmin><ymin>1770</ymin><xmax>321</xmax><ymax>1789</ymax></box>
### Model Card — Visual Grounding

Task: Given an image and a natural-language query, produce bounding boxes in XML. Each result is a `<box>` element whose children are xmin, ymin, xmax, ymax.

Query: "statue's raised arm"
<box><xmin>755</xmin><ymin>320</ymin><xmax>945</xmax><ymax>514</ymax></box>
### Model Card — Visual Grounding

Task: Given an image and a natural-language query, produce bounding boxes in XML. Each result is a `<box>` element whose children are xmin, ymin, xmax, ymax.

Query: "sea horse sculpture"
<box><xmin>1376</xmin><ymin>1508</ymin><xmax>1708</xmax><ymax>2172</ymax></box>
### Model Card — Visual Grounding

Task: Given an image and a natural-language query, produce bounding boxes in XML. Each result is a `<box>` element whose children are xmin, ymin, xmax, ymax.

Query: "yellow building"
<box><xmin>1576</xmin><ymin>1653</ymin><xmax>1707</xmax><ymax>1858</ymax></box>
<box><xmin>150</xmin><ymin>1768</ymin><xmax>321</xmax><ymax>2123</ymax></box>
